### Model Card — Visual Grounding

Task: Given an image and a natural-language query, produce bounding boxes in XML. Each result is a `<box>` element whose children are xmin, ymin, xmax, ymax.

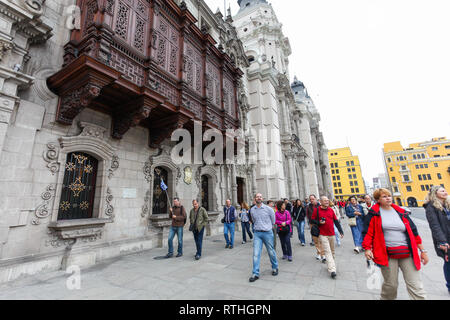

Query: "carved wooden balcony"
<box><xmin>47</xmin><ymin>0</ymin><xmax>243</xmax><ymax>148</ymax></box>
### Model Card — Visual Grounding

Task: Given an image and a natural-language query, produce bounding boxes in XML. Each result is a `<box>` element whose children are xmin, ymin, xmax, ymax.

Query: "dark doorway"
<box><xmin>237</xmin><ymin>178</ymin><xmax>245</xmax><ymax>207</ymax></box>
<box><xmin>407</xmin><ymin>197</ymin><xmax>418</xmax><ymax>208</ymax></box>
<box><xmin>201</xmin><ymin>175</ymin><xmax>210</xmax><ymax>211</ymax></box>
<box><xmin>153</xmin><ymin>167</ymin><xmax>169</xmax><ymax>215</ymax></box>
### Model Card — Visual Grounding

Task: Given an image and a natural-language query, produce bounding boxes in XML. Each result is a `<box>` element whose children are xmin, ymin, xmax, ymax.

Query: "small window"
<box><xmin>337</xmin><ymin>176</ymin><xmax>340</xmax><ymax>181</ymax></box>
<box><xmin>350</xmin><ymin>181</ymin><xmax>354</xmax><ymax>186</ymax></box>
<box><xmin>332</xmin><ymin>169</ymin><xmax>335</xmax><ymax>174</ymax></box>
<box><xmin>354</xmin><ymin>181</ymin><xmax>358</xmax><ymax>186</ymax></box>
<box><xmin>353</xmin><ymin>174</ymin><xmax>357</xmax><ymax>179</ymax></box>
<box><xmin>403</xmin><ymin>175</ymin><xmax>410</xmax><ymax>182</ymax></box>
<box><xmin>445</xmin><ymin>145</ymin><xmax>450</xmax><ymax>149</ymax></box>
<box><xmin>346</xmin><ymin>161</ymin><xmax>350</xmax><ymax>166</ymax></box>
<box><xmin>432</xmin><ymin>147</ymin><xmax>438</xmax><ymax>151</ymax></box>
<box><xmin>394</xmin><ymin>187</ymin><xmax>399</xmax><ymax>193</ymax></box>
<box><xmin>330</xmin><ymin>163</ymin><xmax>334</xmax><ymax>168</ymax></box>
<box><xmin>347</xmin><ymin>168</ymin><xmax>351</xmax><ymax>173</ymax></box>
<box><xmin>437</xmin><ymin>173</ymin><xmax>442</xmax><ymax>179</ymax></box>
<box><xmin>352</xmin><ymin>168</ymin><xmax>355</xmax><ymax>172</ymax></box>
<box><xmin>333</xmin><ymin>176</ymin><xmax>336</xmax><ymax>181</ymax></box>
<box><xmin>424</xmin><ymin>164</ymin><xmax>428</xmax><ymax>168</ymax></box>
<box><xmin>415</xmin><ymin>165</ymin><xmax>419</xmax><ymax>169</ymax></box>
<box><xmin>421</xmin><ymin>185</ymin><xmax>425</xmax><ymax>191</ymax></box>
<box><xmin>434</xmin><ymin>163</ymin><xmax>439</xmax><ymax>167</ymax></box>
<box><xmin>336</xmin><ymin>169</ymin><xmax>340</xmax><ymax>174</ymax></box>
<box><xmin>349</xmin><ymin>174</ymin><xmax>352</xmax><ymax>179</ymax></box>
<box><xmin>427</xmin><ymin>174</ymin><xmax>432</xmax><ymax>180</ymax></box>
<box><xmin>335</xmin><ymin>163</ymin><xmax>338</xmax><ymax>168</ymax></box>
<box><xmin>413</xmin><ymin>155</ymin><xmax>417</xmax><ymax>160</ymax></box>
<box><xmin>351</xmin><ymin>188</ymin><xmax>355</xmax><ymax>193</ymax></box>
<box><xmin>355</xmin><ymin>188</ymin><xmax>359</xmax><ymax>193</ymax></box>
<box><xmin>390</xmin><ymin>167</ymin><xmax>393</xmax><ymax>172</ymax></box>
<box><xmin>392</xmin><ymin>177</ymin><xmax>396</xmax><ymax>183</ymax></box>
<box><xmin>388</xmin><ymin>158</ymin><xmax>392</xmax><ymax>163</ymax></box>
<box><xmin>418</xmin><ymin>175</ymin><xmax>422</xmax><ymax>181</ymax></box>
<box><xmin>406</xmin><ymin>186</ymin><xmax>412</xmax><ymax>192</ymax></box>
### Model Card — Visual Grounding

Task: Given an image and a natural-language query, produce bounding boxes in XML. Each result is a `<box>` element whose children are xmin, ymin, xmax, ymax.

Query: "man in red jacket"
<box><xmin>311</xmin><ymin>196</ymin><xmax>344</xmax><ymax>279</ymax></box>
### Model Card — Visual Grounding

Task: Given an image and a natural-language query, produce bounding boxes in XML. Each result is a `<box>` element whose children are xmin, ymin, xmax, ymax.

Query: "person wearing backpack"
<box><xmin>189</xmin><ymin>199</ymin><xmax>209</xmax><ymax>260</ymax></box>
<box><xmin>166</xmin><ymin>197</ymin><xmax>187</xmax><ymax>258</ymax></box>
<box><xmin>275</xmin><ymin>201</ymin><xmax>293</xmax><ymax>261</ymax></box>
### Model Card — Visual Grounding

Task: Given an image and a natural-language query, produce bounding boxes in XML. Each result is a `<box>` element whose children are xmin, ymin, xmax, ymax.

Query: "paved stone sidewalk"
<box><xmin>0</xmin><ymin>216</ymin><xmax>449</xmax><ymax>300</ymax></box>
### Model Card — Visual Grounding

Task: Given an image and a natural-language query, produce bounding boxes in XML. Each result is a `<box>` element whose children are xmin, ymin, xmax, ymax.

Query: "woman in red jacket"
<box><xmin>362</xmin><ymin>188</ymin><xmax>429</xmax><ymax>300</ymax></box>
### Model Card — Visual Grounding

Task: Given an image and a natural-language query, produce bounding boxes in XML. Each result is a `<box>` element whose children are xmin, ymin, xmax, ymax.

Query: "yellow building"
<box><xmin>328</xmin><ymin>147</ymin><xmax>366</xmax><ymax>200</ymax></box>
<box><xmin>383</xmin><ymin>137</ymin><xmax>450</xmax><ymax>207</ymax></box>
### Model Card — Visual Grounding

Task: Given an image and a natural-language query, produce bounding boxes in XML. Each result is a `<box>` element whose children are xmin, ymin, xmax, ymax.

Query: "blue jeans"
<box><xmin>297</xmin><ymin>220</ymin><xmax>306</xmax><ymax>244</ymax></box>
<box><xmin>444</xmin><ymin>260</ymin><xmax>450</xmax><ymax>290</ymax></box>
<box><xmin>252</xmin><ymin>231</ymin><xmax>278</xmax><ymax>277</ymax></box>
<box><xmin>168</xmin><ymin>226</ymin><xmax>183</xmax><ymax>255</ymax></box>
<box><xmin>193</xmin><ymin>227</ymin><xmax>205</xmax><ymax>257</ymax></box>
<box><xmin>350</xmin><ymin>217</ymin><xmax>364</xmax><ymax>247</ymax></box>
<box><xmin>224</xmin><ymin>222</ymin><xmax>235</xmax><ymax>246</ymax></box>
<box><xmin>241</xmin><ymin>222</ymin><xmax>253</xmax><ymax>242</ymax></box>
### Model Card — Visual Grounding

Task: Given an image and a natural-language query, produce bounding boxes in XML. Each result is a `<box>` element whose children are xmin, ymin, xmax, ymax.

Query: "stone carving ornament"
<box><xmin>105</xmin><ymin>187</ymin><xmax>114</xmax><ymax>220</ymax></box>
<box><xmin>43</xmin><ymin>142</ymin><xmax>60</xmax><ymax>175</ymax></box>
<box><xmin>32</xmin><ymin>185</ymin><xmax>56</xmax><ymax>225</ymax></box>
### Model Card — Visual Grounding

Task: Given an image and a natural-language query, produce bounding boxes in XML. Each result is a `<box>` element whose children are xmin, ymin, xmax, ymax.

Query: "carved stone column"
<box><xmin>231</xmin><ymin>163</ymin><xmax>238</xmax><ymax>207</ymax></box>
<box><xmin>287</xmin><ymin>152</ymin><xmax>298</xmax><ymax>199</ymax></box>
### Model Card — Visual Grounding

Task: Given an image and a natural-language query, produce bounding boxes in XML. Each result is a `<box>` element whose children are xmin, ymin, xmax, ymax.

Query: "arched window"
<box><xmin>58</xmin><ymin>152</ymin><xmax>98</xmax><ymax>220</ymax></box>
<box><xmin>153</xmin><ymin>167</ymin><xmax>169</xmax><ymax>215</ymax></box>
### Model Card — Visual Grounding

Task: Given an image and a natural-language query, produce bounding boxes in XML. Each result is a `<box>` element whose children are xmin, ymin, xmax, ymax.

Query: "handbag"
<box><xmin>348</xmin><ymin>217</ymin><xmax>357</xmax><ymax>227</ymax></box>
<box><xmin>310</xmin><ymin>208</ymin><xmax>320</xmax><ymax>237</ymax></box>
<box><xmin>277</xmin><ymin>212</ymin><xmax>290</xmax><ymax>235</ymax></box>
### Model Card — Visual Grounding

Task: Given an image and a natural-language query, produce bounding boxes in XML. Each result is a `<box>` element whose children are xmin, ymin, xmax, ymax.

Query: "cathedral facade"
<box><xmin>0</xmin><ymin>0</ymin><xmax>331</xmax><ymax>283</ymax></box>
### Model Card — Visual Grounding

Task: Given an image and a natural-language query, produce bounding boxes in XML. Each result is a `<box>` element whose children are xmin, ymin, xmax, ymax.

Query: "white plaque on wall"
<box><xmin>122</xmin><ymin>188</ymin><xmax>137</xmax><ymax>199</ymax></box>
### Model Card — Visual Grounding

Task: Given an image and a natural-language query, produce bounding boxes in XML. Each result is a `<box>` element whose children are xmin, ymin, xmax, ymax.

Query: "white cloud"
<box><xmin>205</xmin><ymin>0</ymin><xmax>450</xmax><ymax>182</ymax></box>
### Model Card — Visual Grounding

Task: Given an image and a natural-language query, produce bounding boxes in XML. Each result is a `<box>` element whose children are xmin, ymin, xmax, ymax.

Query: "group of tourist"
<box><xmin>163</xmin><ymin>185</ymin><xmax>450</xmax><ymax>300</ymax></box>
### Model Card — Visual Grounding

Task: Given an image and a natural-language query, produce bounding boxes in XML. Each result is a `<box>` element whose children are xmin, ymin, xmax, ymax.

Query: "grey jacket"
<box><xmin>425</xmin><ymin>202</ymin><xmax>450</xmax><ymax>259</ymax></box>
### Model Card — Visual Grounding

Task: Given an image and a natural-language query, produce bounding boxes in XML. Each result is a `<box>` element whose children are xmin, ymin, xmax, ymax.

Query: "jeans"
<box><xmin>350</xmin><ymin>217</ymin><xmax>364</xmax><ymax>247</ymax></box>
<box><xmin>278</xmin><ymin>232</ymin><xmax>292</xmax><ymax>257</ymax></box>
<box><xmin>168</xmin><ymin>226</ymin><xmax>183</xmax><ymax>255</ymax></box>
<box><xmin>193</xmin><ymin>227</ymin><xmax>205</xmax><ymax>257</ymax></box>
<box><xmin>252</xmin><ymin>231</ymin><xmax>279</xmax><ymax>277</ymax></box>
<box><xmin>444</xmin><ymin>260</ymin><xmax>450</xmax><ymax>291</ymax></box>
<box><xmin>334</xmin><ymin>224</ymin><xmax>341</xmax><ymax>246</ymax></box>
<box><xmin>224</xmin><ymin>222</ymin><xmax>235</xmax><ymax>246</ymax></box>
<box><xmin>297</xmin><ymin>220</ymin><xmax>306</xmax><ymax>244</ymax></box>
<box><xmin>241</xmin><ymin>222</ymin><xmax>253</xmax><ymax>242</ymax></box>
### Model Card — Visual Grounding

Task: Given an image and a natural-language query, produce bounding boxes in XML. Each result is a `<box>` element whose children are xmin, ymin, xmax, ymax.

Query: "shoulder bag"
<box><xmin>277</xmin><ymin>211</ymin><xmax>290</xmax><ymax>235</ymax></box>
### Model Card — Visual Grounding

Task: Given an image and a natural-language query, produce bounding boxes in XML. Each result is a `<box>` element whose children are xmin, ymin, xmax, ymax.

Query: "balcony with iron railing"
<box><xmin>47</xmin><ymin>0</ymin><xmax>243</xmax><ymax>148</ymax></box>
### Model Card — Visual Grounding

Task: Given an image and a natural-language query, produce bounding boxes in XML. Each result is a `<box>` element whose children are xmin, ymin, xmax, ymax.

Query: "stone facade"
<box><xmin>0</xmin><ymin>0</ymin><xmax>331</xmax><ymax>283</ymax></box>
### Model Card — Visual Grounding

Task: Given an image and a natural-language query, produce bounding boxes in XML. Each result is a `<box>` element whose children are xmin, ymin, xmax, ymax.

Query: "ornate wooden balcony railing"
<box><xmin>47</xmin><ymin>0</ymin><xmax>243</xmax><ymax>148</ymax></box>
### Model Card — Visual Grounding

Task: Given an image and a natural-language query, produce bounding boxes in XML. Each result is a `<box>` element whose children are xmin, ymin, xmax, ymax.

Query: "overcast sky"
<box><xmin>205</xmin><ymin>0</ymin><xmax>450</xmax><ymax>184</ymax></box>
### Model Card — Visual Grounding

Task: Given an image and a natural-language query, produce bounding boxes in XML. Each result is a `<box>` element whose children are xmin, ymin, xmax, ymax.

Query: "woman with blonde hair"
<box><xmin>239</xmin><ymin>202</ymin><xmax>253</xmax><ymax>244</ymax></box>
<box><xmin>424</xmin><ymin>186</ymin><xmax>450</xmax><ymax>293</ymax></box>
<box><xmin>362</xmin><ymin>188</ymin><xmax>428</xmax><ymax>300</ymax></box>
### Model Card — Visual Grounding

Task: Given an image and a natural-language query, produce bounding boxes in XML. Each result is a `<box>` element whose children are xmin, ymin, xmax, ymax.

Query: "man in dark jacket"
<box><xmin>166</xmin><ymin>198</ymin><xmax>187</xmax><ymax>258</ymax></box>
<box><xmin>223</xmin><ymin>199</ymin><xmax>237</xmax><ymax>249</ymax></box>
<box><xmin>306</xmin><ymin>195</ymin><xmax>322</xmax><ymax>259</ymax></box>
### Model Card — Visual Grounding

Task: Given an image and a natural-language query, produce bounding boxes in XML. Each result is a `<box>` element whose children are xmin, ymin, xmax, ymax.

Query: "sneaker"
<box><xmin>165</xmin><ymin>253</ymin><xmax>173</xmax><ymax>259</ymax></box>
<box><xmin>242</xmin><ymin>241</ymin><xmax>246</xmax><ymax>244</ymax></box>
<box><xmin>315</xmin><ymin>254</ymin><xmax>321</xmax><ymax>260</ymax></box>
<box><xmin>229</xmin><ymin>246</ymin><xmax>233</xmax><ymax>249</ymax></box>
<box><xmin>272</xmin><ymin>269</ymin><xmax>279</xmax><ymax>276</ymax></box>
<box><xmin>249</xmin><ymin>275</ymin><xmax>259</xmax><ymax>282</ymax></box>
<box><xmin>331</xmin><ymin>272</ymin><xmax>337</xmax><ymax>279</ymax></box>
<box><xmin>195</xmin><ymin>255</ymin><xmax>201</xmax><ymax>261</ymax></box>
<box><xmin>301</xmin><ymin>243</ymin><xmax>306</xmax><ymax>247</ymax></box>
<box><xmin>288</xmin><ymin>256</ymin><xmax>293</xmax><ymax>262</ymax></box>
<box><xmin>176</xmin><ymin>253</ymin><xmax>183</xmax><ymax>258</ymax></box>
<box><xmin>310</xmin><ymin>242</ymin><xmax>315</xmax><ymax>246</ymax></box>
<box><xmin>225</xmin><ymin>244</ymin><xmax>230</xmax><ymax>249</ymax></box>
<box><xmin>321</xmin><ymin>257</ymin><xmax>327</xmax><ymax>263</ymax></box>
<box><xmin>282</xmin><ymin>255</ymin><xmax>287</xmax><ymax>260</ymax></box>
<box><xmin>354</xmin><ymin>247</ymin><xmax>360</xmax><ymax>254</ymax></box>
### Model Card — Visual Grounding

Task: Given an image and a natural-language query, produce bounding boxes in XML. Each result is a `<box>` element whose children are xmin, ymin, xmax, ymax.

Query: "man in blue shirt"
<box><xmin>223</xmin><ymin>199</ymin><xmax>237</xmax><ymax>249</ymax></box>
<box><xmin>249</xmin><ymin>193</ymin><xmax>279</xmax><ymax>282</ymax></box>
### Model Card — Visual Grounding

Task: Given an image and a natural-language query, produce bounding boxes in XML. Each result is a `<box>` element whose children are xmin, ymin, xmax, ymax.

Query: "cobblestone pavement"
<box><xmin>0</xmin><ymin>212</ymin><xmax>449</xmax><ymax>300</ymax></box>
